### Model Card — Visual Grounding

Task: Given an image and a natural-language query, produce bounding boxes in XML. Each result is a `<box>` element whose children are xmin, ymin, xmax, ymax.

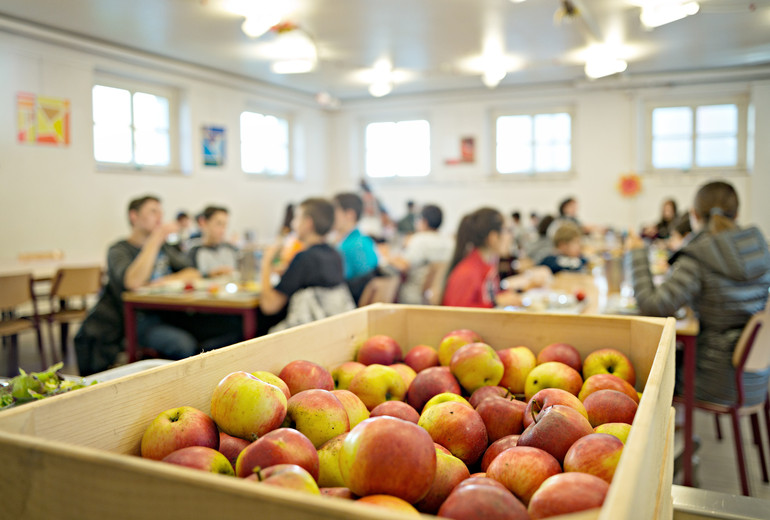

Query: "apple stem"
<box><xmin>255</xmin><ymin>466</ymin><xmax>263</xmax><ymax>481</ymax></box>
<box><xmin>531</xmin><ymin>400</ymin><xmax>542</xmax><ymax>423</ymax></box>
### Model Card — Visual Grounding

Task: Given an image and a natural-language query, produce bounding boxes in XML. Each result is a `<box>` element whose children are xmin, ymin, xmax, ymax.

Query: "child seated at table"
<box><xmin>538</xmin><ymin>222</ymin><xmax>588</xmax><ymax>274</ymax></box>
<box><xmin>188</xmin><ymin>205</ymin><xmax>239</xmax><ymax>278</ymax></box>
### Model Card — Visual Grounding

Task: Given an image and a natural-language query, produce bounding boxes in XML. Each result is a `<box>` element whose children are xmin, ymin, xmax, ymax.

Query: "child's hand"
<box><xmin>625</xmin><ymin>232</ymin><xmax>645</xmax><ymax>251</ymax></box>
<box><xmin>496</xmin><ymin>291</ymin><xmax>523</xmax><ymax>308</ymax></box>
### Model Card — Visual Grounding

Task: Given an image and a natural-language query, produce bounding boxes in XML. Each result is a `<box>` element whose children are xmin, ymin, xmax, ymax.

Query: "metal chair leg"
<box><xmin>753</xmin><ymin>412</ymin><xmax>770</xmax><ymax>483</ymax></box>
<box><xmin>730</xmin><ymin>410</ymin><xmax>751</xmax><ymax>496</ymax></box>
<box><xmin>714</xmin><ymin>413</ymin><xmax>723</xmax><ymax>440</ymax></box>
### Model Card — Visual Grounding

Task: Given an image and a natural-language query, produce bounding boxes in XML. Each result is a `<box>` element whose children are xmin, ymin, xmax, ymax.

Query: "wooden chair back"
<box><xmin>50</xmin><ymin>266</ymin><xmax>103</xmax><ymax>300</ymax></box>
<box><xmin>422</xmin><ymin>261</ymin><xmax>448</xmax><ymax>306</ymax></box>
<box><xmin>733</xmin><ymin>302</ymin><xmax>770</xmax><ymax>373</ymax></box>
<box><xmin>358</xmin><ymin>276</ymin><xmax>401</xmax><ymax>307</ymax></box>
<box><xmin>0</xmin><ymin>273</ymin><xmax>34</xmax><ymax>310</ymax></box>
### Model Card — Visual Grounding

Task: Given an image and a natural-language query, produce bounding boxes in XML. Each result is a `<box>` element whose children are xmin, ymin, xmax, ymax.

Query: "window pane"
<box><xmin>93</xmin><ymin>124</ymin><xmax>132</xmax><ymax>163</ymax></box>
<box><xmin>92</xmin><ymin>85</ymin><xmax>131</xmax><ymax>126</ymax></box>
<box><xmin>497</xmin><ymin>116</ymin><xmax>532</xmax><ymax>144</ymax></box>
<box><xmin>653</xmin><ymin>107</ymin><xmax>692</xmax><ymax>137</ymax></box>
<box><xmin>534</xmin><ymin>113</ymin><xmax>570</xmax><ymax>143</ymax></box>
<box><xmin>365</xmin><ymin>120</ymin><xmax>429</xmax><ymax>177</ymax></box>
<box><xmin>697</xmin><ymin>104</ymin><xmax>737</xmax><ymax>136</ymax></box>
<box><xmin>653</xmin><ymin>138</ymin><xmax>692</xmax><ymax>169</ymax></box>
<box><xmin>535</xmin><ymin>144</ymin><xmax>571</xmax><ymax>172</ymax></box>
<box><xmin>240</xmin><ymin>111</ymin><xmax>289</xmax><ymax>175</ymax></box>
<box><xmin>133</xmin><ymin>92</ymin><xmax>169</xmax><ymax>131</ymax></box>
<box><xmin>696</xmin><ymin>137</ymin><xmax>737</xmax><ymax>167</ymax></box>
<box><xmin>498</xmin><ymin>144</ymin><xmax>532</xmax><ymax>174</ymax></box>
<box><xmin>134</xmin><ymin>130</ymin><xmax>170</xmax><ymax>166</ymax></box>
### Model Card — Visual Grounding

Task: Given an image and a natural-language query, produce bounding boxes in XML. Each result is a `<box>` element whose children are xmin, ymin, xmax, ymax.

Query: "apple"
<box><xmin>356</xmin><ymin>334</ymin><xmax>403</xmax><ymax>366</ymax></box>
<box><xmin>438</xmin><ymin>483</ymin><xmax>530</xmax><ymax>520</ymax></box>
<box><xmin>468</xmin><ymin>385</ymin><xmax>511</xmax><ymax>408</ymax></box>
<box><xmin>161</xmin><ymin>446</ymin><xmax>235</xmax><ymax>475</ymax></box>
<box><xmin>486</xmin><ymin>446</ymin><xmax>562</xmax><ymax>505</ymax></box>
<box><xmin>317</xmin><ymin>433</ymin><xmax>348</xmax><ymax>487</ymax></box>
<box><xmin>347</xmin><ymin>364</ymin><xmax>407</xmax><ymax>410</ymax></box>
<box><xmin>210</xmin><ymin>372</ymin><xmax>288</xmax><ymax>442</ymax></box>
<box><xmin>527</xmin><ymin>472</ymin><xmax>609</xmax><ymax>519</ymax></box>
<box><xmin>583</xmin><ymin>389</ymin><xmax>638</xmax><ymax>427</ymax></box>
<box><xmin>435</xmin><ymin>442</ymin><xmax>452</xmax><ymax>455</ymax></box>
<box><xmin>480</xmin><ymin>434</ymin><xmax>520</xmax><ymax>472</ymax></box>
<box><xmin>579</xmin><ymin>373</ymin><xmax>639</xmax><ymax>403</ymax></box>
<box><xmin>415</xmin><ymin>447</ymin><xmax>471</xmax><ymax>514</ymax></box>
<box><xmin>450</xmin><ymin>343</ymin><xmax>504</xmax><ymax>393</ymax></box>
<box><xmin>438</xmin><ymin>329</ymin><xmax>484</xmax><ymax>366</ymax></box>
<box><xmin>141</xmin><ymin>406</ymin><xmax>219</xmax><ymax>461</ymax></box>
<box><xmin>476</xmin><ymin>395</ymin><xmax>527</xmax><ymax>442</ymax></box>
<box><xmin>524</xmin><ymin>361</ymin><xmax>583</xmax><ymax>400</ymax></box>
<box><xmin>582</xmin><ymin>348</ymin><xmax>636</xmax><ymax>386</ymax></box>
<box><xmin>218</xmin><ymin>431</ymin><xmax>250</xmax><ymax>470</ymax></box>
<box><xmin>331</xmin><ymin>361</ymin><xmax>365</xmax><ymax>390</ymax></box>
<box><xmin>518</xmin><ymin>404</ymin><xmax>594</xmax><ymax>464</ymax></box>
<box><xmin>278</xmin><ymin>360</ymin><xmax>334</xmax><ymax>395</ymax></box>
<box><xmin>247</xmin><ymin>463</ymin><xmax>320</xmax><ymax>495</ymax></box>
<box><xmin>452</xmin><ymin>476</ymin><xmax>509</xmax><ymax>493</ymax></box>
<box><xmin>523</xmin><ymin>388</ymin><xmax>589</xmax><ymax>428</ymax></box>
<box><xmin>284</xmin><ymin>389</ymin><xmax>350</xmax><ymax>448</ymax></box>
<box><xmin>404</xmin><ymin>344</ymin><xmax>440</xmax><ymax>373</ymax></box>
<box><xmin>406</xmin><ymin>366</ymin><xmax>462</xmax><ymax>412</ymax></box>
<box><xmin>319</xmin><ymin>487</ymin><xmax>355</xmax><ymax>499</ymax></box>
<box><xmin>594</xmin><ymin>422</ymin><xmax>632</xmax><ymax>444</ymax></box>
<box><xmin>418</xmin><ymin>401</ymin><xmax>488</xmax><ymax>466</ymax></box>
<box><xmin>423</xmin><ymin>392</ymin><xmax>472</xmax><ymax>412</ymax></box>
<box><xmin>369</xmin><ymin>401</ymin><xmax>420</xmax><ymax>423</ymax></box>
<box><xmin>251</xmin><ymin>370</ymin><xmax>291</xmax><ymax>400</ymax></box>
<box><xmin>390</xmin><ymin>362</ymin><xmax>417</xmax><ymax>389</ymax></box>
<box><xmin>564</xmin><ymin>433</ymin><xmax>624</xmax><ymax>484</ymax></box>
<box><xmin>339</xmin><ymin>416</ymin><xmax>436</xmax><ymax>504</ymax></box>
<box><xmin>235</xmin><ymin>427</ymin><xmax>319</xmax><ymax>480</ymax></box>
<box><xmin>331</xmin><ymin>389</ymin><xmax>370</xmax><ymax>428</ymax></box>
<box><xmin>537</xmin><ymin>342</ymin><xmax>582</xmax><ymax>373</ymax></box>
<box><xmin>497</xmin><ymin>346</ymin><xmax>537</xmax><ymax>395</ymax></box>
<box><xmin>357</xmin><ymin>495</ymin><xmax>420</xmax><ymax>515</ymax></box>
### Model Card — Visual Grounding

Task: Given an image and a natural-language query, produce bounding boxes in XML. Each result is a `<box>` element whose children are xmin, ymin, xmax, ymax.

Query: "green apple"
<box><xmin>331</xmin><ymin>361</ymin><xmax>365</xmax><ymax>390</ymax></box>
<box><xmin>317</xmin><ymin>433</ymin><xmax>348</xmax><ymax>487</ymax></box>
<box><xmin>284</xmin><ymin>389</ymin><xmax>350</xmax><ymax>448</ymax></box>
<box><xmin>210</xmin><ymin>372</ymin><xmax>287</xmax><ymax>441</ymax></box>
<box><xmin>497</xmin><ymin>346</ymin><xmax>537</xmax><ymax>395</ymax></box>
<box><xmin>347</xmin><ymin>364</ymin><xmax>407</xmax><ymax>410</ymax></box>
<box><xmin>251</xmin><ymin>370</ymin><xmax>291</xmax><ymax>400</ymax></box>
<box><xmin>438</xmin><ymin>329</ymin><xmax>483</xmax><ymax>366</ymax></box>
<box><xmin>422</xmin><ymin>392</ymin><xmax>472</xmax><ymax>412</ymax></box>
<box><xmin>582</xmin><ymin>348</ymin><xmax>636</xmax><ymax>386</ymax></box>
<box><xmin>524</xmin><ymin>361</ymin><xmax>583</xmax><ymax>401</ymax></box>
<box><xmin>331</xmin><ymin>389</ymin><xmax>370</xmax><ymax>428</ymax></box>
<box><xmin>593</xmin><ymin>422</ymin><xmax>632</xmax><ymax>444</ymax></box>
<box><xmin>450</xmin><ymin>343</ymin><xmax>504</xmax><ymax>393</ymax></box>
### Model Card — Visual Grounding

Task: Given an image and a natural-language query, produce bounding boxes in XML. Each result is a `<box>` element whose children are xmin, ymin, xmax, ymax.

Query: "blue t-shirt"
<box><xmin>539</xmin><ymin>254</ymin><xmax>588</xmax><ymax>274</ymax></box>
<box><xmin>337</xmin><ymin>229</ymin><xmax>379</xmax><ymax>280</ymax></box>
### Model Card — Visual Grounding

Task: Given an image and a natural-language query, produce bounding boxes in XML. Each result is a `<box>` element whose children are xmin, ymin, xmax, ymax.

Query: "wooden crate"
<box><xmin>0</xmin><ymin>304</ymin><xmax>676</xmax><ymax>520</ymax></box>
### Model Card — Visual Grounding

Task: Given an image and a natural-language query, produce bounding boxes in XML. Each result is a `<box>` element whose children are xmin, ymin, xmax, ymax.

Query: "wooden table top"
<box><xmin>123</xmin><ymin>289</ymin><xmax>260</xmax><ymax>309</ymax></box>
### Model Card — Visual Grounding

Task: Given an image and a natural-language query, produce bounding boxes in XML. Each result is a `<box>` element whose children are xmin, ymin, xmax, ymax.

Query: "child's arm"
<box><xmin>259</xmin><ymin>243</ymin><xmax>288</xmax><ymax>315</ymax></box>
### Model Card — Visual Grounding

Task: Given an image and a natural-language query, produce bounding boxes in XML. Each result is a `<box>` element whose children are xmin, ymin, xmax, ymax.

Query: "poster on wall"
<box><xmin>202</xmin><ymin>125</ymin><xmax>226</xmax><ymax>166</ymax></box>
<box><xmin>444</xmin><ymin>136</ymin><xmax>475</xmax><ymax>165</ymax></box>
<box><xmin>17</xmin><ymin>92</ymin><xmax>71</xmax><ymax>146</ymax></box>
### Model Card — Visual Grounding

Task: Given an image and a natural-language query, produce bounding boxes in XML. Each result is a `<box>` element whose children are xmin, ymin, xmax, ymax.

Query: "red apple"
<box><xmin>498</xmin><ymin>346</ymin><xmax>537</xmax><ymax>395</ymax></box>
<box><xmin>438</xmin><ymin>329</ymin><xmax>484</xmax><ymax>366</ymax></box>
<box><xmin>369</xmin><ymin>401</ymin><xmax>420</xmax><ymax>423</ymax></box>
<box><xmin>406</xmin><ymin>366</ymin><xmax>462</xmax><ymax>412</ymax></box>
<box><xmin>452</xmin><ymin>476</ymin><xmax>509</xmax><ymax>493</ymax></box>
<box><xmin>594</xmin><ymin>422</ymin><xmax>632</xmax><ymax>444</ymax></box>
<box><xmin>210</xmin><ymin>371</ymin><xmax>288</xmax><ymax>441</ymax></box>
<box><xmin>438</xmin><ymin>483</ymin><xmax>530</xmax><ymax>520</ymax></box>
<box><xmin>468</xmin><ymin>385</ymin><xmax>511</xmax><ymax>408</ymax></box>
<box><xmin>356</xmin><ymin>334</ymin><xmax>403</xmax><ymax>365</ymax></box>
<box><xmin>141</xmin><ymin>406</ymin><xmax>219</xmax><ymax>461</ymax></box>
<box><xmin>415</xmin><ymin>447</ymin><xmax>471</xmax><ymax>514</ymax></box>
<box><xmin>583</xmin><ymin>389</ymin><xmax>638</xmax><ymax>427</ymax></box>
<box><xmin>390</xmin><ymin>362</ymin><xmax>417</xmax><ymax>389</ymax></box>
<box><xmin>404</xmin><ymin>344</ymin><xmax>440</xmax><ymax>373</ymax></box>
<box><xmin>450</xmin><ymin>343</ymin><xmax>504</xmax><ymax>393</ymax></box>
<box><xmin>347</xmin><ymin>363</ymin><xmax>407</xmax><ymax>410</ymax></box>
<box><xmin>317</xmin><ymin>433</ymin><xmax>348</xmax><ymax>488</ymax></box>
<box><xmin>476</xmin><ymin>394</ymin><xmax>527</xmax><ymax>442</ymax></box>
<box><xmin>523</xmin><ymin>388</ymin><xmax>589</xmax><ymax>428</ymax></box>
<box><xmin>234</xmin><ymin>428</ymin><xmax>319</xmax><ymax>480</ymax></box>
<box><xmin>579</xmin><ymin>373</ymin><xmax>639</xmax><ymax>403</ymax></box>
<box><xmin>524</xmin><ymin>361</ymin><xmax>583</xmax><ymax>400</ymax></box>
<box><xmin>331</xmin><ymin>389</ymin><xmax>370</xmax><ymax>428</ymax></box>
<box><xmin>486</xmin><ymin>446</ymin><xmax>562</xmax><ymax>505</ymax></box>
<box><xmin>357</xmin><ymin>495</ymin><xmax>420</xmax><ymax>515</ymax></box>
<box><xmin>251</xmin><ymin>370</ymin><xmax>291</xmax><ymax>400</ymax></box>
<box><xmin>537</xmin><ymin>342</ymin><xmax>582</xmax><ymax>373</ymax></box>
<box><xmin>339</xmin><ymin>416</ymin><xmax>437</xmax><ymax>504</ymax></box>
<box><xmin>563</xmin><ymin>432</ymin><xmax>624</xmax><ymax>484</ymax></box>
<box><xmin>284</xmin><ymin>389</ymin><xmax>350</xmax><ymax>448</ymax></box>
<box><xmin>278</xmin><ymin>360</ymin><xmax>334</xmax><ymax>394</ymax></box>
<box><xmin>247</xmin><ymin>463</ymin><xmax>320</xmax><ymax>495</ymax></box>
<box><xmin>582</xmin><ymin>348</ymin><xmax>636</xmax><ymax>386</ymax></box>
<box><xmin>527</xmin><ymin>472</ymin><xmax>609</xmax><ymax>519</ymax></box>
<box><xmin>331</xmin><ymin>361</ymin><xmax>365</xmax><ymax>390</ymax></box>
<box><xmin>418</xmin><ymin>401</ymin><xmax>488</xmax><ymax>466</ymax></box>
<box><xmin>517</xmin><ymin>404</ymin><xmax>594</xmax><ymax>464</ymax></box>
<box><xmin>161</xmin><ymin>446</ymin><xmax>235</xmax><ymax>475</ymax></box>
<box><xmin>480</xmin><ymin>435</ymin><xmax>520</xmax><ymax>472</ymax></box>
<box><xmin>319</xmin><ymin>487</ymin><xmax>355</xmax><ymax>499</ymax></box>
<box><xmin>218</xmin><ymin>431</ymin><xmax>250</xmax><ymax>470</ymax></box>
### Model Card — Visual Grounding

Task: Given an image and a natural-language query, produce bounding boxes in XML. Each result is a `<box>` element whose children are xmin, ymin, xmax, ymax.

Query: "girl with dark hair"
<box><xmin>642</xmin><ymin>198</ymin><xmax>678</xmax><ymax>240</ymax></box>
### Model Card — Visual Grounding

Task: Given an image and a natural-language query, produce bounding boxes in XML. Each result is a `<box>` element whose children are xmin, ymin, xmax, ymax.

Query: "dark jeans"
<box><xmin>137</xmin><ymin>312</ymin><xmax>243</xmax><ymax>360</ymax></box>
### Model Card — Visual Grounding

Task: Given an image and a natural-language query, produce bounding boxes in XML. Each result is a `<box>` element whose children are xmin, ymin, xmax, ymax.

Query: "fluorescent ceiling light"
<box><xmin>482</xmin><ymin>67</ymin><xmax>506</xmax><ymax>88</ymax></box>
<box><xmin>640</xmin><ymin>1</ymin><xmax>699</xmax><ymax>29</ymax></box>
<box><xmin>271</xmin><ymin>59</ymin><xmax>315</xmax><ymax>74</ymax></box>
<box><xmin>368</xmin><ymin>81</ymin><xmax>393</xmax><ymax>97</ymax></box>
<box><xmin>585</xmin><ymin>57</ymin><xmax>628</xmax><ymax>79</ymax></box>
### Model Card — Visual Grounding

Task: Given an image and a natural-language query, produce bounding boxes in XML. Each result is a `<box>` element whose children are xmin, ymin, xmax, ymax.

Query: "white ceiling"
<box><xmin>2</xmin><ymin>0</ymin><xmax>770</xmax><ymax>101</ymax></box>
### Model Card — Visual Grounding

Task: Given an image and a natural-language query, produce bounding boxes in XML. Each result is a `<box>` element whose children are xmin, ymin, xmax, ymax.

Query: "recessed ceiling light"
<box><xmin>368</xmin><ymin>81</ymin><xmax>393</xmax><ymax>98</ymax></box>
<box><xmin>640</xmin><ymin>1</ymin><xmax>699</xmax><ymax>29</ymax></box>
<box><xmin>585</xmin><ymin>57</ymin><xmax>628</xmax><ymax>79</ymax></box>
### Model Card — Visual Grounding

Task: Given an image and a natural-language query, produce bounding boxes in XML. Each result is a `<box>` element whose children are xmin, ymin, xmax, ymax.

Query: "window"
<box><xmin>647</xmin><ymin>100</ymin><xmax>746</xmax><ymax>172</ymax></box>
<box><xmin>240</xmin><ymin>111</ymin><xmax>290</xmax><ymax>175</ymax></box>
<box><xmin>496</xmin><ymin>112</ymin><xmax>572</xmax><ymax>174</ymax></box>
<box><xmin>365</xmin><ymin>119</ymin><xmax>430</xmax><ymax>178</ymax></box>
<box><xmin>92</xmin><ymin>83</ymin><xmax>175</xmax><ymax>169</ymax></box>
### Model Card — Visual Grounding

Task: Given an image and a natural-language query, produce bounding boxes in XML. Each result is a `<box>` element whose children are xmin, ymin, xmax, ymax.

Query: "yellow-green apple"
<box><xmin>480</xmin><ymin>435</ymin><xmax>520</xmax><ymax>472</ymax></box>
<box><xmin>251</xmin><ymin>370</ymin><xmax>291</xmax><ymax>400</ymax></box>
<box><xmin>450</xmin><ymin>343</ymin><xmax>504</xmax><ymax>393</ymax></box>
<box><xmin>584</xmin><ymin>389</ymin><xmax>638</xmax><ymax>427</ymax></box>
<box><xmin>579</xmin><ymin>373</ymin><xmax>639</xmax><ymax>403</ymax></box>
<box><xmin>278</xmin><ymin>360</ymin><xmax>334</xmax><ymax>394</ymax></box>
<box><xmin>235</xmin><ymin>428</ymin><xmax>319</xmax><ymax>480</ymax></box>
<box><xmin>523</xmin><ymin>388</ymin><xmax>589</xmax><ymax>428</ymax></box>
<box><xmin>317</xmin><ymin>433</ymin><xmax>348</xmax><ymax>487</ymax></box>
<box><xmin>218</xmin><ymin>431</ymin><xmax>250</xmax><ymax>470</ymax></box>
<box><xmin>527</xmin><ymin>472</ymin><xmax>609</xmax><ymax>519</ymax></box>
<box><xmin>331</xmin><ymin>389</ymin><xmax>370</xmax><ymax>428</ymax></box>
<box><xmin>438</xmin><ymin>329</ymin><xmax>484</xmax><ymax>366</ymax></box>
<box><xmin>476</xmin><ymin>395</ymin><xmax>527</xmax><ymax>442</ymax></box>
<box><xmin>339</xmin><ymin>416</ymin><xmax>436</xmax><ymax>503</ymax></box>
<box><xmin>319</xmin><ymin>487</ymin><xmax>355</xmax><ymax>499</ymax></box>
<box><xmin>563</xmin><ymin>433</ymin><xmax>624</xmax><ymax>484</ymax></box>
<box><xmin>438</xmin><ymin>483</ymin><xmax>530</xmax><ymax>520</ymax></box>
<box><xmin>469</xmin><ymin>385</ymin><xmax>511</xmax><ymax>408</ymax></box>
<box><xmin>486</xmin><ymin>446</ymin><xmax>562</xmax><ymax>505</ymax></box>
<box><xmin>453</xmin><ymin>476</ymin><xmax>510</xmax><ymax>493</ymax></box>
<box><xmin>161</xmin><ymin>446</ymin><xmax>235</xmax><ymax>475</ymax></box>
<box><xmin>347</xmin><ymin>364</ymin><xmax>407</xmax><ymax>410</ymax></box>
<box><xmin>518</xmin><ymin>404</ymin><xmax>594</xmax><ymax>464</ymax></box>
<box><xmin>594</xmin><ymin>422</ymin><xmax>632</xmax><ymax>444</ymax></box>
<box><xmin>357</xmin><ymin>495</ymin><xmax>420</xmax><ymax>515</ymax></box>
<box><xmin>247</xmin><ymin>463</ymin><xmax>320</xmax><ymax>495</ymax></box>
<box><xmin>404</xmin><ymin>344</ymin><xmax>440</xmax><ymax>373</ymax></box>
<box><xmin>141</xmin><ymin>406</ymin><xmax>219</xmax><ymax>460</ymax></box>
<box><xmin>415</xmin><ymin>447</ymin><xmax>471</xmax><ymax>514</ymax></box>
<box><xmin>524</xmin><ymin>361</ymin><xmax>583</xmax><ymax>400</ymax></box>
<box><xmin>210</xmin><ymin>372</ymin><xmax>288</xmax><ymax>441</ymax></box>
<box><xmin>284</xmin><ymin>389</ymin><xmax>350</xmax><ymax>448</ymax></box>
<box><xmin>369</xmin><ymin>401</ymin><xmax>420</xmax><ymax>423</ymax></box>
<box><xmin>418</xmin><ymin>401</ymin><xmax>488</xmax><ymax>466</ymax></box>
<box><xmin>423</xmin><ymin>392</ymin><xmax>472</xmax><ymax>412</ymax></box>
<box><xmin>435</xmin><ymin>442</ymin><xmax>452</xmax><ymax>455</ymax></box>
<box><xmin>582</xmin><ymin>348</ymin><xmax>636</xmax><ymax>386</ymax></box>
<box><xmin>331</xmin><ymin>361</ymin><xmax>365</xmax><ymax>390</ymax></box>
<box><xmin>406</xmin><ymin>366</ymin><xmax>462</xmax><ymax>412</ymax></box>
<box><xmin>497</xmin><ymin>346</ymin><xmax>537</xmax><ymax>395</ymax></box>
<box><xmin>537</xmin><ymin>342</ymin><xmax>582</xmax><ymax>373</ymax></box>
<box><xmin>390</xmin><ymin>363</ymin><xmax>417</xmax><ymax>389</ymax></box>
<box><xmin>356</xmin><ymin>334</ymin><xmax>403</xmax><ymax>366</ymax></box>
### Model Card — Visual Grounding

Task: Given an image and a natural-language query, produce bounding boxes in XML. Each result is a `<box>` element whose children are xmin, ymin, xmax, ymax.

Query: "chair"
<box><xmin>44</xmin><ymin>266</ymin><xmax>103</xmax><ymax>364</ymax></box>
<box><xmin>421</xmin><ymin>261</ymin><xmax>448</xmax><ymax>306</ymax></box>
<box><xmin>358</xmin><ymin>276</ymin><xmax>402</xmax><ymax>307</ymax></box>
<box><xmin>0</xmin><ymin>273</ymin><xmax>47</xmax><ymax>374</ymax></box>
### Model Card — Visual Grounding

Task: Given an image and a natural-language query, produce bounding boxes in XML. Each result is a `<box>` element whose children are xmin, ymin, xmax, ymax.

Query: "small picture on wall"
<box><xmin>202</xmin><ymin>125</ymin><xmax>226</xmax><ymax>166</ymax></box>
<box><xmin>444</xmin><ymin>136</ymin><xmax>475</xmax><ymax>165</ymax></box>
<box><xmin>17</xmin><ymin>92</ymin><xmax>71</xmax><ymax>146</ymax></box>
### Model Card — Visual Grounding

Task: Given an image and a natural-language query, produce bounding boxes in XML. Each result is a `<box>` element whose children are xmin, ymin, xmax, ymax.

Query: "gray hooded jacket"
<box><xmin>630</xmin><ymin>226</ymin><xmax>770</xmax><ymax>405</ymax></box>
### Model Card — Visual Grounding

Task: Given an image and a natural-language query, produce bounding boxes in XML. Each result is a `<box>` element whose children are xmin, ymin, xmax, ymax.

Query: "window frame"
<box><xmin>239</xmin><ymin>107</ymin><xmax>293</xmax><ymax>177</ymax></box>
<box><xmin>360</xmin><ymin>115</ymin><xmax>433</xmax><ymax>180</ymax></box>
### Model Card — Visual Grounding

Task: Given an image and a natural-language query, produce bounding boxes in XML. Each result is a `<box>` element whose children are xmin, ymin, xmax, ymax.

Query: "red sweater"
<box><xmin>442</xmin><ymin>249</ymin><xmax>499</xmax><ymax>308</ymax></box>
